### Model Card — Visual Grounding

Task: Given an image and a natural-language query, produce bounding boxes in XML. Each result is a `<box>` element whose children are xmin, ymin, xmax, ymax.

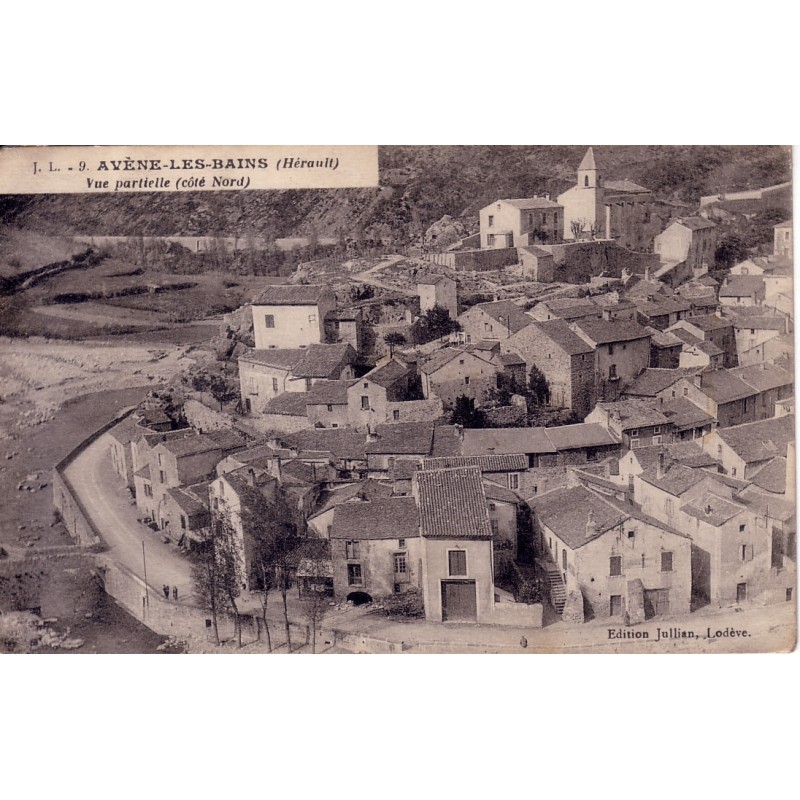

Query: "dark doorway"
<box><xmin>610</xmin><ymin>594</ymin><xmax>623</xmax><ymax>617</ymax></box>
<box><xmin>441</xmin><ymin>580</ymin><xmax>477</xmax><ymax>622</ymax></box>
<box><xmin>644</xmin><ymin>588</ymin><xmax>670</xmax><ymax>619</ymax></box>
<box><xmin>736</xmin><ymin>583</ymin><xmax>747</xmax><ymax>603</ymax></box>
<box><xmin>346</xmin><ymin>591</ymin><xmax>372</xmax><ymax>606</ymax></box>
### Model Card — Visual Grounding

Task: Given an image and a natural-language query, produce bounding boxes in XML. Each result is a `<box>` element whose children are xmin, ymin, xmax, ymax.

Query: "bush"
<box><xmin>382</xmin><ymin>588</ymin><xmax>424</xmax><ymax>618</ymax></box>
<box><xmin>516</xmin><ymin>576</ymin><xmax>545</xmax><ymax>605</ymax></box>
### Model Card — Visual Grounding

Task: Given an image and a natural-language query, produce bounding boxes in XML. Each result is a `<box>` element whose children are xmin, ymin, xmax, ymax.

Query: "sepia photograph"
<box><xmin>0</xmin><ymin>144</ymin><xmax>794</xmax><ymax>655</ymax></box>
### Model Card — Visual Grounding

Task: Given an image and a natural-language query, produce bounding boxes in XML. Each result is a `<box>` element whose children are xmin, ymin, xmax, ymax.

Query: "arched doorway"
<box><xmin>347</xmin><ymin>591</ymin><xmax>373</xmax><ymax>606</ymax></box>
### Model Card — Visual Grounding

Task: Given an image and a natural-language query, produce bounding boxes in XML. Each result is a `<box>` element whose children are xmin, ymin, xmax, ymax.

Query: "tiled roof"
<box><xmin>625</xmin><ymin>368</ymin><xmax>701</xmax><ymax>398</ymax></box>
<box><xmin>262</xmin><ymin>392</ymin><xmax>308</xmax><ymax>416</ymax></box>
<box><xmin>639</xmin><ymin>461</ymin><xmax>707</xmax><ymax>496</ymax></box>
<box><xmin>735</xmin><ymin>486</ymin><xmax>795</xmax><ymax>521</ymax></box>
<box><xmin>430</xmin><ymin>425</ymin><xmax>463</xmax><ymax>457</ymax></box>
<box><xmin>240</xmin><ymin>348</ymin><xmax>305</xmax><ymax>369</ymax></box>
<box><xmin>675</xmin><ymin>216</ymin><xmax>717</xmax><ymax>232</ymax></box>
<box><xmin>293</xmin><ymin>344</ymin><xmax>355</xmax><ymax>379</ymax></box>
<box><xmin>637</xmin><ymin>297</ymin><xmax>692</xmax><ymax>318</ymax></box>
<box><xmin>773</xmin><ymin>219</ymin><xmax>792</xmax><ymax>229</ymax></box>
<box><xmin>683</xmin><ymin>314</ymin><xmax>732</xmax><ymax>332</ymax></box>
<box><xmin>108</xmin><ymin>415</ymin><xmax>150</xmax><ymax>446</ymax></box>
<box><xmin>134</xmin><ymin>464</ymin><xmax>151</xmax><ymax>480</ymax></box>
<box><xmin>362</xmin><ymin>359</ymin><xmax>411</xmax><ymax>388</ymax></box>
<box><xmin>309</xmin><ymin>479</ymin><xmax>394</xmax><ymax>519</ymax></box>
<box><xmin>496</xmin><ymin>352</ymin><xmax>526</xmax><ymax>367</ymax></box>
<box><xmin>482</xmin><ymin>479</ymin><xmax>521</xmax><ymax>504</ymax></box>
<box><xmin>160</xmin><ymin>433</ymin><xmax>225</xmax><ymax>457</ymax></box>
<box><xmin>461</xmin><ymin>427</ymin><xmax>556</xmax><ymax>456</ymax></box>
<box><xmin>631</xmin><ymin>442</ymin><xmax>717</xmax><ymax>470</ymax></box>
<box><xmin>714</xmin><ymin>414</ymin><xmax>795</xmax><ymax>465</ymax></box>
<box><xmin>419</xmin><ymin>348</ymin><xmax>470</xmax><ymax>376</ymax></box>
<box><xmin>469</xmin><ymin>300</ymin><xmax>534</xmax><ymax>334</ymax></box>
<box><xmin>366</xmin><ymin>421</ymin><xmax>435</xmax><ymax>455</ymax></box>
<box><xmin>253</xmin><ymin>284</ymin><xmax>330</xmax><ymax>306</ymax></box>
<box><xmin>749</xmin><ymin>457</ymin><xmax>787</xmax><ymax>494</ymax></box>
<box><xmin>166</xmin><ymin>487</ymin><xmax>210</xmax><ymax>519</ymax></box>
<box><xmin>594</xmin><ymin>398</ymin><xmax>669</xmax><ymax>430</ymax></box>
<box><xmin>724</xmin><ymin>310</ymin><xmax>786</xmax><ymax>331</ymax></box>
<box><xmin>729</xmin><ymin>363</ymin><xmax>793</xmax><ymax>393</ymax></box>
<box><xmin>423</xmin><ymin>454</ymin><xmax>528</xmax><ymax>472</ymax></box>
<box><xmin>659</xmin><ymin>397</ymin><xmax>716</xmax><ymax>431</ymax></box>
<box><xmin>696</xmin><ymin>370</ymin><xmax>758</xmax><ymax>404</ymax></box>
<box><xmin>304</xmin><ymin>380</ymin><xmax>354</xmax><ymax>405</ymax></box>
<box><xmin>544</xmin><ymin>423</ymin><xmax>619</xmax><ymax>451</ymax></box>
<box><xmin>644</xmin><ymin>327</ymin><xmax>684</xmax><ymax>349</ymax></box>
<box><xmin>329</xmin><ymin>496</ymin><xmax>420</xmax><ymax>540</ymax></box>
<box><xmin>524</xmin><ymin>319</ymin><xmax>594</xmax><ymax>356</ymax></box>
<box><xmin>573</xmin><ymin>317</ymin><xmax>651</xmax><ymax>345</ymax></box>
<box><xmin>281</xmin><ymin>428</ymin><xmax>367</xmax><ymax>462</ymax></box>
<box><xmin>415</xmin><ymin>467</ymin><xmax>492</xmax><ymax>539</ymax></box>
<box><xmin>603</xmin><ymin>179</ymin><xmax>651</xmax><ymax>194</ymax></box>
<box><xmin>529</xmin><ymin>485</ymin><xmax>629</xmax><ymax>549</ymax></box>
<box><xmin>719</xmin><ymin>276</ymin><xmax>765</xmax><ymax>298</ymax></box>
<box><xmin>671</xmin><ymin>329</ymin><xmax>724</xmax><ymax>356</ymax></box>
<box><xmin>682</xmin><ymin>492</ymin><xmax>746</xmax><ymax>527</ymax></box>
<box><xmin>500</xmin><ymin>197</ymin><xmax>561</xmax><ymax>209</ymax></box>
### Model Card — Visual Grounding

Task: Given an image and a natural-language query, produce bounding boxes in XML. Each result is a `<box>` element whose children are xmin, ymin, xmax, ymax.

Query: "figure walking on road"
<box><xmin>163</xmin><ymin>584</ymin><xmax>170</xmax><ymax>599</ymax></box>
<box><xmin>172</xmin><ymin>586</ymin><xmax>178</xmax><ymax>601</ymax></box>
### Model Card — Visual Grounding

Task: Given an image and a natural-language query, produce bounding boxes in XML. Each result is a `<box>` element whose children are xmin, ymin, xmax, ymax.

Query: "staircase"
<box><xmin>543</xmin><ymin>562</ymin><xmax>567</xmax><ymax>614</ymax></box>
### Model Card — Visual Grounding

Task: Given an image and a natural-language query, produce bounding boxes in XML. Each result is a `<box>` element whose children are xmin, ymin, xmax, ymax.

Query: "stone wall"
<box><xmin>183</xmin><ymin>398</ymin><xmax>236</xmax><ymax>432</ymax></box>
<box><xmin>491</xmin><ymin>600</ymin><xmax>543</xmax><ymax>627</ymax></box>
<box><xmin>425</xmin><ymin>247</ymin><xmax>519</xmax><ymax>271</ymax></box>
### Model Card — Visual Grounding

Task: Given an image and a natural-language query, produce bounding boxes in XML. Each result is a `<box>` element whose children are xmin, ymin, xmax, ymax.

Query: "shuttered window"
<box><xmin>609</xmin><ymin>556</ymin><xmax>622</xmax><ymax>576</ymax></box>
<box><xmin>448</xmin><ymin>550</ymin><xmax>467</xmax><ymax>577</ymax></box>
<box><xmin>661</xmin><ymin>552</ymin><xmax>673</xmax><ymax>572</ymax></box>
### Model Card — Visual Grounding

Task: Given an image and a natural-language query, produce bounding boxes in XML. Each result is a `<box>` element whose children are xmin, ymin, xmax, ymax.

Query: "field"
<box><xmin>0</xmin><ymin>246</ymin><xmax>276</xmax><ymax>339</ymax></box>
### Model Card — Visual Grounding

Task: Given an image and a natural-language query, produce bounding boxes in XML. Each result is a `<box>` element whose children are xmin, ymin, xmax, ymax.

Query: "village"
<box><xmin>40</xmin><ymin>147</ymin><xmax>790</xmax><ymax>650</ymax></box>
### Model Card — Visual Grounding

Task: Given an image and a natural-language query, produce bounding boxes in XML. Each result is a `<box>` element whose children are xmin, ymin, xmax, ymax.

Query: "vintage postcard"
<box><xmin>0</xmin><ymin>144</ymin><xmax>794</xmax><ymax>654</ymax></box>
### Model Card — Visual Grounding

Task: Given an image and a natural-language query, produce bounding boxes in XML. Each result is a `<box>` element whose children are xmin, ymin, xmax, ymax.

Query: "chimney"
<box><xmin>246</xmin><ymin>467</ymin><xmax>256</xmax><ymax>487</ymax></box>
<box><xmin>586</xmin><ymin>509</ymin><xmax>598</xmax><ymax>540</ymax></box>
<box><xmin>705</xmin><ymin>503</ymin><xmax>712</xmax><ymax>515</ymax></box>
<box><xmin>657</xmin><ymin>451</ymin><xmax>666</xmax><ymax>479</ymax></box>
<box><xmin>644</xmin><ymin>265</ymin><xmax>650</xmax><ymax>281</ymax></box>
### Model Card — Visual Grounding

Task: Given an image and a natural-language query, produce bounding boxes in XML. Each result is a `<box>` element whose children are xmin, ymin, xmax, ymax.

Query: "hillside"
<box><xmin>0</xmin><ymin>145</ymin><xmax>791</xmax><ymax>244</ymax></box>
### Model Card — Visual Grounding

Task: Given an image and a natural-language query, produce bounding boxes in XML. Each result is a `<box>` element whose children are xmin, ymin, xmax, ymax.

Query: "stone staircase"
<box><xmin>542</xmin><ymin>562</ymin><xmax>567</xmax><ymax>614</ymax></box>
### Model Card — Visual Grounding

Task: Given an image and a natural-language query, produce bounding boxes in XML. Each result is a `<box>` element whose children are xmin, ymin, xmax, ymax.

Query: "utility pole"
<box><xmin>142</xmin><ymin>539</ymin><xmax>149</xmax><ymax>616</ymax></box>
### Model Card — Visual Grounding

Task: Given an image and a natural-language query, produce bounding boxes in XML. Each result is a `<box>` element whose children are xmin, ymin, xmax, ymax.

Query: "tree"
<box><xmin>528</xmin><ymin>365</ymin><xmax>550</xmax><ymax>406</ymax></box>
<box><xmin>450</xmin><ymin>395</ymin><xmax>486</xmax><ymax>428</ymax></box>
<box><xmin>191</xmin><ymin>523</ymin><xmax>227</xmax><ymax>647</ymax></box>
<box><xmin>412</xmin><ymin>304</ymin><xmax>461</xmax><ymax>345</ymax></box>
<box><xmin>715</xmin><ymin>234</ymin><xmax>749</xmax><ymax>269</ymax></box>
<box><xmin>570</xmin><ymin>219</ymin><xmax>587</xmax><ymax>240</ymax></box>
<box><xmin>207</xmin><ymin>373</ymin><xmax>239</xmax><ymax>411</ymax></box>
<box><xmin>383</xmin><ymin>331</ymin><xmax>407</xmax><ymax>358</ymax></box>
<box><xmin>298</xmin><ymin>553</ymin><xmax>331</xmax><ymax>654</ymax></box>
<box><xmin>245</xmin><ymin>487</ymin><xmax>303</xmax><ymax>653</ymax></box>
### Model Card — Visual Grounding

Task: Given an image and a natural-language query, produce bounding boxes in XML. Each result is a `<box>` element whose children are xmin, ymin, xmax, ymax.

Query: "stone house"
<box><xmin>671</xmin><ymin>329</ymin><xmax>725</xmax><ymax>370</ymax></box>
<box><xmin>329</xmin><ymin>496</ymin><xmax>422</xmax><ymax>603</ymax></box>
<box><xmin>635</xmin><ymin>297</ymin><xmax>692</xmax><ymax>330</ymax></box>
<box><xmin>668</xmin><ymin>314</ymin><xmax>737</xmax><ymax>368</ymax></box>
<box><xmin>672</xmin><ymin>370</ymin><xmax>759</xmax><ymax>428</ymax></box>
<box><xmin>306</xmin><ymin>479</ymin><xmax>394</xmax><ymax>538</ymax></box>
<box><xmin>418</xmin><ymin>274</ymin><xmax>458</xmax><ymax>319</ymax></box>
<box><xmin>347</xmin><ymin>359</ymin><xmax>419</xmax><ymax>431</ymax></box>
<box><xmin>644</xmin><ymin>327</ymin><xmax>684</xmax><ymax>368</ymax></box>
<box><xmin>773</xmin><ymin>220</ymin><xmax>792</xmax><ymax>258</ymax></box>
<box><xmin>479</xmin><ymin>197</ymin><xmax>563</xmax><ymax>249</ymax></box>
<box><xmin>729</xmin><ymin>363</ymin><xmax>794</xmax><ymax>420</ymax></box>
<box><xmin>623</xmin><ymin>367</ymin><xmax>704</xmax><ymax>405</ymax></box>
<box><xmin>457</xmin><ymin>300</ymin><xmax>534</xmax><ymax>343</ymax></box>
<box><xmin>701</xmin><ymin>414</ymin><xmax>795</xmax><ymax>480</ymax></box>
<box><xmin>530</xmin><ymin>484</ymin><xmax>692</xmax><ymax>622</ymax></box>
<box><xmin>571</xmin><ymin>317</ymin><xmax>652</xmax><ymax>401</ymax></box>
<box><xmin>251</xmin><ymin>284</ymin><xmax>336</xmax><ymax>349</ymax></box>
<box><xmin>724</xmin><ymin>309</ymin><xmax>788</xmax><ymax>367</ymax></box>
<box><xmin>654</xmin><ymin>217</ymin><xmax>717</xmax><ymax>273</ymax></box>
<box><xmin>529</xmin><ymin>296</ymin><xmax>600</xmax><ymax>323</ymax></box>
<box><xmin>158</xmin><ymin>484</ymin><xmax>211</xmax><ymax>548</ymax></box>
<box><xmin>108</xmin><ymin>415</ymin><xmax>154</xmax><ymax>491</ymax></box>
<box><xmin>238</xmin><ymin>343</ymin><xmax>357</xmax><ymax>414</ymax></box>
<box><xmin>501</xmin><ymin>318</ymin><xmax>596</xmax><ymax>416</ymax></box>
<box><xmin>419</xmin><ymin>347</ymin><xmax>499</xmax><ymax>409</ymax></box>
<box><xmin>719</xmin><ymin>275</ymin><xmax>766</xmax><ymax>308</ymax></box>
<box><xmin>413</xmin><ymin>467</ymin><xmax>496</xmax><ymax>623</ymax></box>
<box><xmin>586</xmin><ymin>398</ymin><xmax>674</xmax><ymax>449</ymax></box>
